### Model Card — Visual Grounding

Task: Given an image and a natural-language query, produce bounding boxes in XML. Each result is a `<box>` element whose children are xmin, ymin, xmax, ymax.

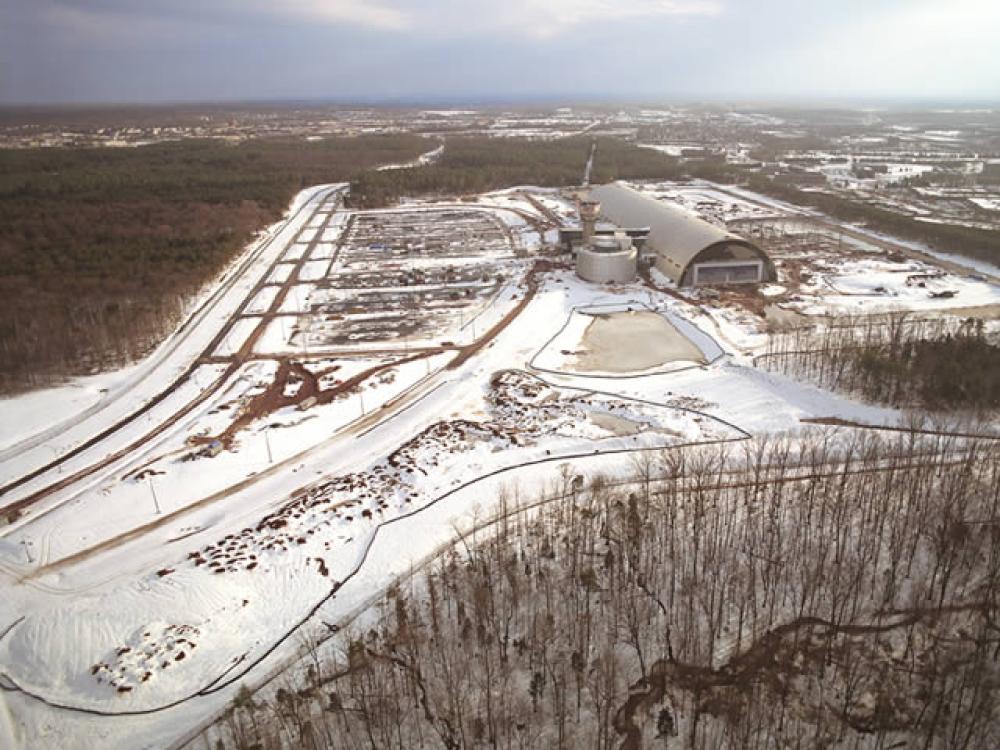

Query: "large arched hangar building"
<box><xmin>589</xmin><ymin>183</ymin><xmax>776</xmax><ymax>286</ymax></box>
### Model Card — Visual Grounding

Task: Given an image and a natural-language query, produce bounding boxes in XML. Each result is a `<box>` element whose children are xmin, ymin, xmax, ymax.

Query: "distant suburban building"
<box><xmin>588</xmin><ymin>182</ymin><xmax>775</xmax><ymax>286</ymax></box>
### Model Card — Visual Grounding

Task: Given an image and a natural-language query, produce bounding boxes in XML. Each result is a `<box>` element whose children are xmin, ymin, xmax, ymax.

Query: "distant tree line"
<box><xmin>0</xmin><ymin>134</ymin><xmax>429</xmax><ymax>393</ymax></box>
<box><xmin>349</xmin><ymin>137</ymin><xmax>685</xmax><ymax>208</ymax></box>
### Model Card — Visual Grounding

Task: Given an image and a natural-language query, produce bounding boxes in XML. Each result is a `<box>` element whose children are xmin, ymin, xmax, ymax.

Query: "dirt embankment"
<box><xmin>198</xmin><ymin>352</ymin><xmax>439</xmax><ymax>447</ymax></box>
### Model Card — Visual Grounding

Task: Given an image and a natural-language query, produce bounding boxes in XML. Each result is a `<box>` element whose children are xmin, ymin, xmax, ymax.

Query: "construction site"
<box><xmin>1</xmin><ymin>167</ymin><xmax>999</xmax><ymax>750</ymax></box>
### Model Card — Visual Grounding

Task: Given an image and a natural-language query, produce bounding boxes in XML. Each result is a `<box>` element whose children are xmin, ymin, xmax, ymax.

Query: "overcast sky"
<box><xmin>1</xmin><ymin>0</ymin><xmax>998</xmax><ymax>105</ymax></box>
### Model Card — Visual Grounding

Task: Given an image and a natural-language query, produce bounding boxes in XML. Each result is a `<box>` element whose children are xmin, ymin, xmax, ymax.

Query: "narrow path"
<box><xmin>612</xmin><ymin>601</ymin><xmax>992</xmax><ymax>750</ymax></box>
<box><xmin>583</xmin><ymin>139</ymin><xmax>597</xmax><ymax>186</ymax></box>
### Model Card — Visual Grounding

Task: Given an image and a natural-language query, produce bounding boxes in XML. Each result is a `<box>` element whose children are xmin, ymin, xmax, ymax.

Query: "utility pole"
<box><xmin>359</xmin><ymin>389</ymin><xmax>365</xmax><ymax>416</ymax></box>
<box><xmin>21</xmin><ymin>539</ymin><xmax>32</xmax><ymax>564</ymax></box>
<box><xmin>264</xmin><ymin>430</ymin><xmax>274</xmax><ymax>464</ymax></box>
<box><xmin>148</xmin><ymin>478</ymin><xmax>161</xmax><ymax>515</ymax></box>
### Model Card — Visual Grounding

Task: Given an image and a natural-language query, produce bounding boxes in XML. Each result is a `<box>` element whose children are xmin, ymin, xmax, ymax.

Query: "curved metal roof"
<box><xmin>589</xmin><ymin>182</ymin><xmax>767</xmax><ymax>283</ymax></box>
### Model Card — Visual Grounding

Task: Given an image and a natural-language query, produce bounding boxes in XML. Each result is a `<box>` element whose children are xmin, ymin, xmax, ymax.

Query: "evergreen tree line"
<box><xmin>0</xmin><ymin>135</ymin><xmax>430</xmax><ymax>393</ymax></box>
<box><xmin>348</xmin><ymin>137</ymin><xmax>684</xmax><ymax>208</ymax></box>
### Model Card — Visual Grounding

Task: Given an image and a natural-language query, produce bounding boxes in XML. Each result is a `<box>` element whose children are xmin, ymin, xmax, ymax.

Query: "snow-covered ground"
<box><xmin>0</xmin><ymin>181</ymin><xmax>989</xmax><ymax>750</ymax></box>
<box><xmin>375</xmin><ymin>143</ymin><xmax>444</xmax><ymax>171</ymax></box>
<box><xmin>0</xmin><ymin>266</ymin><xmax>902</xmax><ymax>748</ymax></box>
<box><xmin>0</xmin><ymin>183</ymin><xmax>347</xmax><ymax>489</ymax></box>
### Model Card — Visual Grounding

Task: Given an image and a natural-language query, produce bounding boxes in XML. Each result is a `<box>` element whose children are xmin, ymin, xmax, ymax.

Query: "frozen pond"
<box><xmin>574</xmin><ymin>310</ymin><xmax>707</xmax><ymax>373</ymax></box>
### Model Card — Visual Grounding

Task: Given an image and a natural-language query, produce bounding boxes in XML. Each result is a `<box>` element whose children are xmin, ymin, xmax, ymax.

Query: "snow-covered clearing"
<box><xmin>298</xmin><ymin>260</ymin><xmax>330</xmax><ymax>282</ymax></box>
<box><xmin>375</xmin><ymin>143</ymin><xmax>444</xmax><ymax>171</ymax></box>
<box><xmin>243</xmin><ymin>287</ymin><xmax>279</xmax><ymax>316</ymax></box>
<box><xmin>784</xmin><ymin>255</ymin><xmax>1000</xmax><ymax>316</ymax></box>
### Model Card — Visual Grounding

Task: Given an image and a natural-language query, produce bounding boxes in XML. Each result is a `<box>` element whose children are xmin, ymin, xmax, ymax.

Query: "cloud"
<box><xmin>758</xmin><ymin>0</ymin><xmax>1000</xmax><ymax>98</ymax></box>
<box><xmin>242</xmin><ymin>0</ymin><xmax>723</xmax><ymax>35</ymax></box>
<box><xmin>453</xmin><ymin>0</ymin><xmax>724</xmax><ymax>38</ymax></box>
<box><xmin>246</xmin><ymin>0</ymin><xmax>410</xmax><ymax>31</ymax></box>
<box><xmin>36</xmin><ymin>0</ymin><xmax>411</xmax><ymax>40</ymax></box>
<box><xmin>31</xmin><ymin>0</ymin><xmax>722</xmax><ymax>43</ymax></box>
<box><xmin>38</xmin><ymin>2</ymin><xmax>192</xmax><ymax>44</ymax></box>
<box><xmin>6</xmin><ymin>0</ymin><xmax>1000</xmax><ymax>104</ymax></box>
<box><xmin>379</xmin><ymin>0</ymin><xmax>725</xmax><ymax>39</ymax></box>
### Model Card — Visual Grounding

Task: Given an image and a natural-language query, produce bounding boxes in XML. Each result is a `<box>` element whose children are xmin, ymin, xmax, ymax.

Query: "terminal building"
<box><xmin>576</xmin><ymin>233</ymin><xmax>638</xmax><ymax>284</ymax></box>
<box><xmin>568</xmin><ymin>183</ymin><xmax>775</xmax><ymax>287</ymax></box>
<box><xmin>569</xmin><ymin>198</ymin><xmax>640</xmax><ymax>284</ymax></box>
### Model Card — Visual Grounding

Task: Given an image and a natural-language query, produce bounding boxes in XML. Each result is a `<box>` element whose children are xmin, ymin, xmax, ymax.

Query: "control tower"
<box><xmin>578</xmin><ymin>198</ymin><xmax>601</xmax><ymax>245</ymax></box>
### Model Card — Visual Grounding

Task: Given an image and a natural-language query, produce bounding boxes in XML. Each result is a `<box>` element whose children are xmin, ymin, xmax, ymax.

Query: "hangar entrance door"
<box><xmin>692</xmin><ymin>260</ymin><xmax>763</xmax><ymax>286</ymax></box>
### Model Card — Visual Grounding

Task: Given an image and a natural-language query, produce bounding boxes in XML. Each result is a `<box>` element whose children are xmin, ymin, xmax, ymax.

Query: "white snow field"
<box><xmin>0</xmin><ymin>180</ymin><xmax>990</xmax><ymax>749</ymax></box>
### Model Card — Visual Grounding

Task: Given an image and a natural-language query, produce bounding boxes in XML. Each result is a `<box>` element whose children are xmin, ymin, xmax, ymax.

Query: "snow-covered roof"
<box><xmin>589</xmin><ymin>182</ymin><xmax>769</xmax><ymax>284</ymax></box>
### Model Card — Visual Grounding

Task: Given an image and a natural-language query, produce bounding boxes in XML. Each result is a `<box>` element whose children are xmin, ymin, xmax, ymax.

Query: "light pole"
<box><xmin>49</xmin><ymin>445</ymin><xmax>62</xmax><ymax>474</ymax></box>
<box><xmin>148</xmin><ymin>478</ymin><xmax>161</xmax><ymax>515</ymax></box>
<box><xmin>264</xmin><ymin>430</ymin><xmax>274</xmax><ymax>464</ymax></box>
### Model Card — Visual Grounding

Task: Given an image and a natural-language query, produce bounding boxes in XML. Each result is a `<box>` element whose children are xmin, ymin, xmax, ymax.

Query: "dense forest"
<box><xmin>761</xmin><ymin>314</ymin><xmax>1000</xmax><ymax>410</ymax></box>
<box><xmin>349</xmin><ymin>137</ymin><xmax>682</xmax><ymax>208</ymax></box>
<box><xmin>0</xmin><ymin>135</ymin><xmax>429</xmax><ymax>393</ymax></box>
<box><xmin>206</xmin><ymin>428</ymin><xmax>1000</xmax><ymax>748</ymax></box>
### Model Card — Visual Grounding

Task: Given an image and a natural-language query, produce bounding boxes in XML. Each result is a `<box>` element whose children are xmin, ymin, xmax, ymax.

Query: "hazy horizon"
<box><xmin>3</xmin><ymin>95</ymin><xmax>1000</xmax><ymax>112</ymax></box>
<box><xmin>2</xmin><ymin>0</ymin><xmax>999</xmax><ymax>106</ymax></box>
